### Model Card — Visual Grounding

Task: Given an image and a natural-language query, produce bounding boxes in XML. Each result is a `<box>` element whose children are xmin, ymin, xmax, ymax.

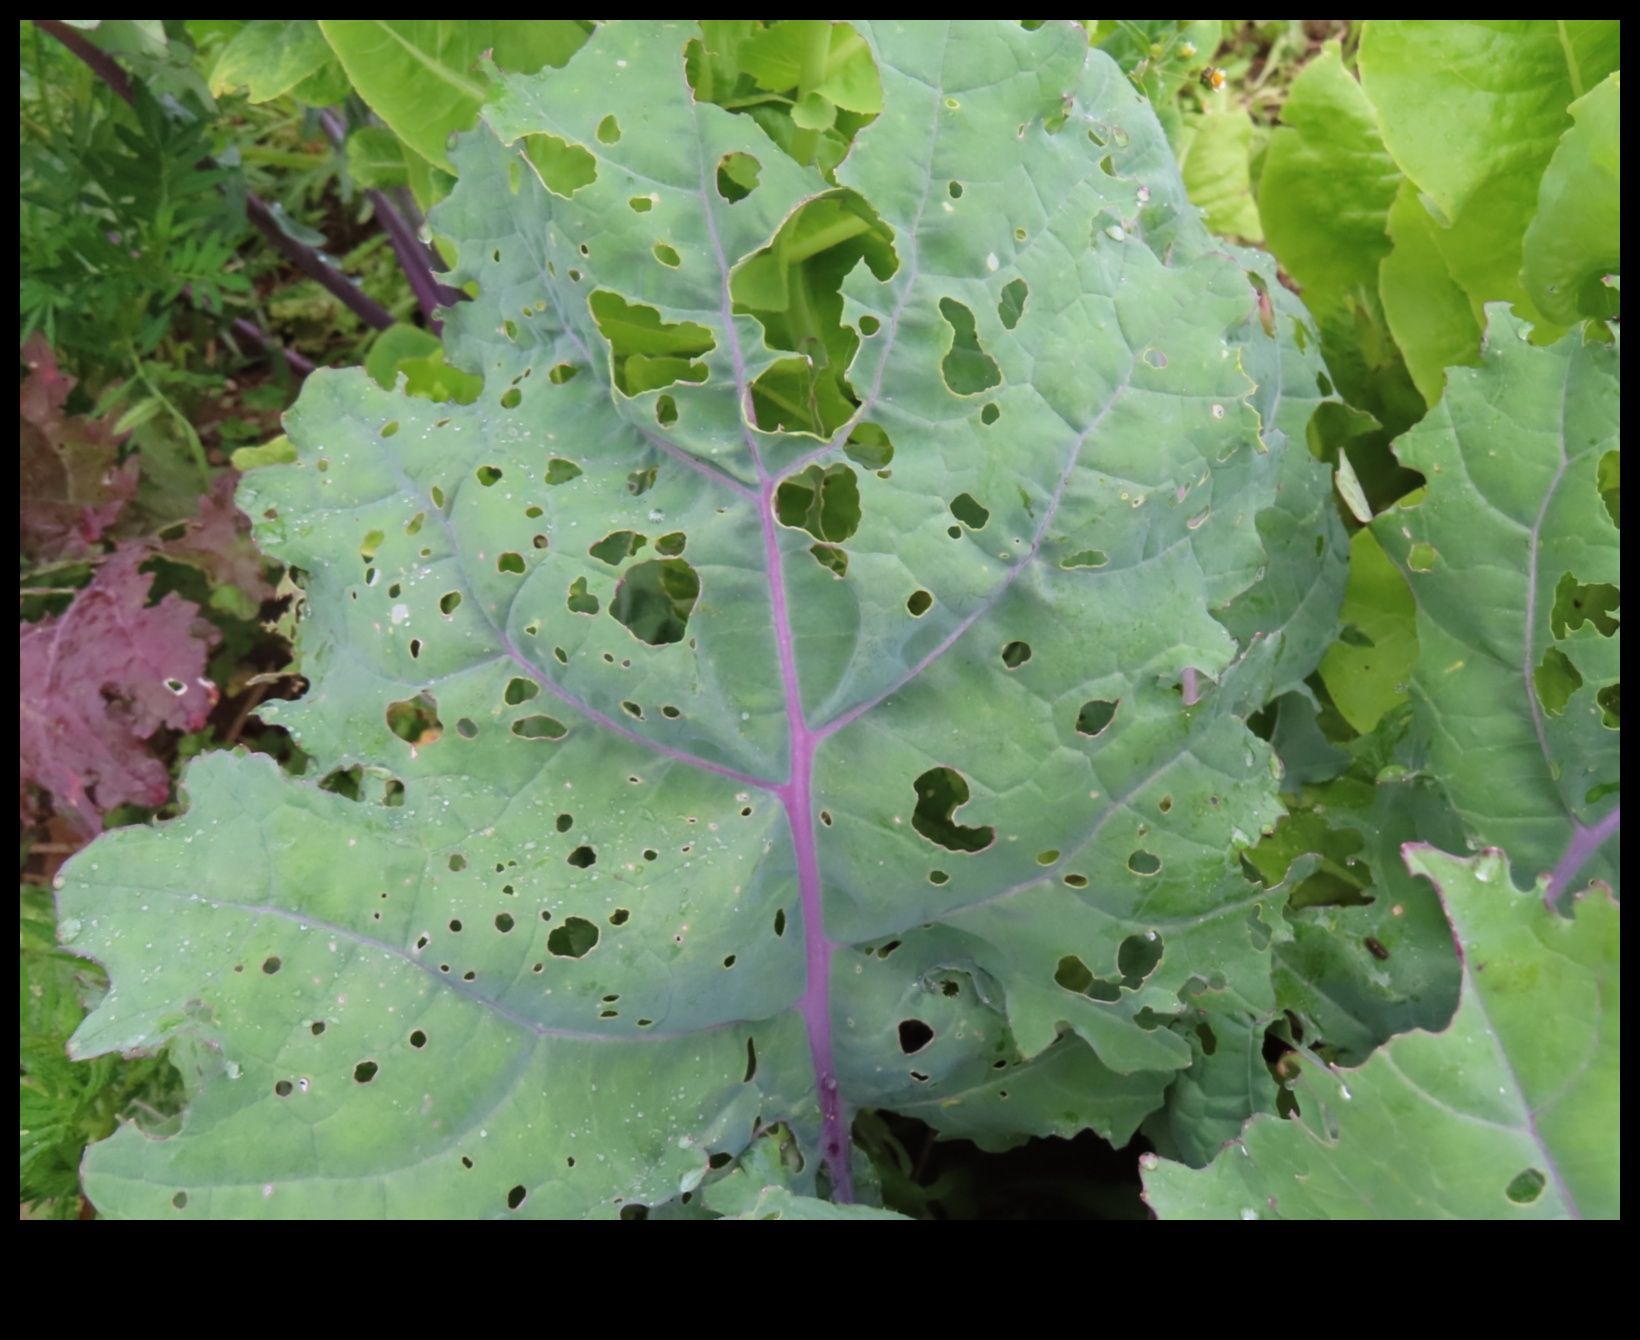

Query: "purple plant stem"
<box><xmin>38</xmin><ymin>21</ymin><xmax>396</xmax><ymax>334</ymax></box>
<box><xmin>319</xmin><ymin>109</ymin><xmax>467</xmax><ymax>332</ymax></box>
<box><xmin>762</xmin><ymin>493</ymin><xmax>852</xmax><ymax>1201</ymax></box>
<box><xmin>228</xmin><ymin>315</ymin><xmax>315</xmax><ymax>377</ymax></box>
<box><xmin>1543</xmin><ymin>803</ymin><xmax>1620</xmax><ymax>912</ymax></box>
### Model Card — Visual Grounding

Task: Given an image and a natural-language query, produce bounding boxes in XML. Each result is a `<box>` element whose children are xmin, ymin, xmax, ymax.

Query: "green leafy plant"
<box><xmin>43</xmin><ymin>20</ymin><xmax>1620</xmax><ymax>1220</ymax></box>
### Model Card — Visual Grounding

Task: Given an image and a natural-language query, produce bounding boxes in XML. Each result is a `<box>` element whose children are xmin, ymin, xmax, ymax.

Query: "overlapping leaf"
<box><xmin>1145</xmin><ymin>846</ymin><xmax>1619</xmax><ymax>1219</ymax></box>
<box><xmin>1371</xmin><ymin>307</ymin><xmax>1619</xmax><ymax>898</ymax></box>
<box><xmin>58</xmin><ymin>21</ymin><xmax>1344</xmax><ymax>1218</ymax></box>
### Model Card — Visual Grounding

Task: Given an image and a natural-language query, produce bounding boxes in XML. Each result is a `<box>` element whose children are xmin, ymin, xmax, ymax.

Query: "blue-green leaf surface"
<box><xmin>1145</xmin><ymin>846</ymin><xmax>1619</xmax><ymax>1219</ymax></box>
<box><xmin>1371</xmin><ymin>307</ymin><xmax>1619</xmax><ymax>898</ymax></box>
<box><xmin>58</xmin><ymin>21</ymin><xmax>1346</xmax><ymax>1218</ymax></box>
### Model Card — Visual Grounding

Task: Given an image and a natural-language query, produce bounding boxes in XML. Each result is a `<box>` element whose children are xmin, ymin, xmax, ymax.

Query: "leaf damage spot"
<box><xmin>911</xmin><ymin>766</ymin><xmax>994</xmax><ymax>854</ymax></box>
<box><xmin>715</xmin><ymin>151</ymin><xmax>761</xmax><ymax>203</ymax></box>
<box><xmin>897</xmin><ymin>1019</ymin><xmax>934</xmax><ymax>1054</ymax></box>
<box><xmin>589</xmin><ymin>290</ymin><xmax>714</xmax><ymax>396</ymax></box>
<box><xmin>512</xmin><ymin>715</ymin><xmax>568</xmax><ymax>741</ymax></box>
<box><xmin>386</xmin><ymin>692</ymin><xmax>442</xmax><ymax>745</ymax></box>
<box><xmin>519</xmin><ymin>132</ymin><xmax>598</xmax><ymax>198</ymax></box>
<box><xmin>1076</xmin><ymin>699</ymin><xmax>1118</xmax><ymax>737</ymax></box>
<box><xmin>938</xmin><ymin>297</ymin><xmax>1002</xmax><ymax>395</ymax></box>
<box><xmin>547</xmin><ymin>916</ymin><xmax>600</xmax><ymax>958</ymax></box>
<box><xmin>610</xmin><ymin>558</ymin><xmax>700</xmax><ymax>646</ymax></box>
<box><xmin>776</xmin><ymin>464</ymin><xmax>860</xmax><ymax>543</ymax></box>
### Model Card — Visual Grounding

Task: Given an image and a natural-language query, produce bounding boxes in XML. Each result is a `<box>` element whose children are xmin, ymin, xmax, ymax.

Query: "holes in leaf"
<box><xmin>743</xmin><ymin>1038</ymin><xmax>758</xmax><ymax>1082</ymax></box>
<box><xmin>897</xmin><ymin>1019</ymin><xmax>934</xmax><ymax>1054</ymax></box>
<box><xmin>1062</xmin><ymin>872</ymin><xmax>1088</xmax><ymax>889</ymax></box>
<box><xmin>906</xmin><ymin>590</ymin><xmax>933</xmax><ymax>616</ymax></box>
<box><xmin>997</xmin><ymin>278</ymin><xmax>1028</xmax><ymax>330</ymax></box>
<box><xmin>567</xmin><ymin>846</ymin><xmax>596</xmax><ymax>868</ymax></box>
<box><xmin>566</xmin><ymin>577</ymin><xmax>600</xmax><ymax>615</ymax></box>
<box><xmin>507</xmin><ymin>1185</ymin><xmax>528</xmax><ymax>1211</ymax></box>
<box><xmin>938</xmin><ymin>297</ymin><xmax>1002</xmax><ymax>395</ymax></box>
<box><xmin>448</xmin><ymin>853</ymin><xmax>467</xmax><ymax>872</ymax></box>
<box><xmin>629</xmin><ymin>195</ymin><xmax>655</xmax><ymax>213</ymax></box>
<box><xmin>589</xmin><ymin>290</ymin><xmax>714</xmax><ymax>396</ymax></box>
<box><xmin>275</xmin><ymin>1080</ymin><xmax>293</xmax><ymax>1098</ymax></box>
<box><xmin>532</xmin><ymin>534</ymin><xmax>549</xmax><ymax>550</ymax></box>
<box><xmin>547</xmin><ymin>917</ymin><xmax>600</xmax><ymax>958</ymax></box>
<box><xmin>596</xmin><ymin>114</ymin><xmax>621</xmax><ymax>144</ymax></box>
<box><xmin>653</xmin><ymin>242</ymin><xmax>681</xmax><ymax>268</ymax></box>
<box><xmin>1505</xmin><ymin>1168</ymin><xmax>1547</xmax><ymax>1205</ymax></box>
<box><xmin>606</xmin><ymin>908</ymin><xmax>630</xmax><ymax>928</ymax></box>
<box><xmin>354</xmin><ymin>1061</ymin><xmax>379</xmax><ymax>1084</ymax></box>
<box><xmin>1597</xmin><ymin>449</ymin><xmax>1619</xmax><ymax>527</ymax></box>
<box><xmin>1127</xmin><ymin>849</ymin><xmax>1162</xmax><ymax>876</ymax></box>
<box><xmin>409</xmin><ymin>638</ymin><xmax>423</xmax><ymax>660</ymax></box>
<box><xmin>358</xmin><ymin>529</ymin><xmax>384</xmax><ymax>563</ymax></box>
<box><xmin>1001</xmin><ymin>641</ymin><xmax>1032</xmax><ymax>669</ymax></box>
<box><xmin>980</xmin><ymin>402</ymin><xmax>1000</xmax><ymax>426</ymax></box>
<box><xmin>476</xmin><ymin>465</ymin><xmax>503</xmax><ymax>487</ymax></box>
<box><xmin>715</xmin><ymin>151</ymin><xmax>761</xmax><ymax>203</ymax></box>
<box><xmin>500</xmin><ymin>388</ymin><xmax>522</xmax><ymax>409</ymax></box>
<box><xmin>1533</xmin><ymin>646</ymin><xmax>1582</xmax><ymax>717</ymax></box>
<box><xmin>912</xmin><ymin>766</ymin><xmax>994</xmax><ymax>853</ymax></box>
<box><xmin>859</xmin><ymin>314</ymin><xmax>880</xmax><ymax>336</ymax></box>
<box><xmin>1407</xmin><ymin>542</ymin><xmax>1438</xmax><ymax>572</ymax></box>
<box><xmin>261</xmin><ymin>956</ymin><xmax>282</xmax><ymax>975</ymax></box>
<box><xmin>512</xmin><ymin>715</ymin><xmax>568</xmax><ymax>741</ymax></box>
<box><xmin>653</xmin><ymin>531</ymin><xmax>686</xmax><ymax>557</ymax></box>
<box><xmin>590</xmin><ymin>529</ymin><xmax>647</xmax><ymax>565</ymax></box>
<box><xmin>832</xmin><ymin>428</ymin><xmax>891</xmax><ymax>480</ymax></box>
<box><xmin>1076</xmin><ymin>699</ymin><xmax>1118</xmax><ymax>737</ymax></box>
<box><xmin>556</xmin><ymin>813</ymin><xmax>574</xmax><ymax>833</ymax></box>
<box><xmin>928</xmin><ymin>870</ymin><xmax>949</xmax><ymax>885</ymax></box>
<box><xmin>439</xmin><ymin>591</ymin><xmax>462</xmax><ymax>617</ymax></box>
<box><xmin>1036</xmin><ymin>849</ymin><xmax>1059</xmax><ymax>866</ymax></box>
<box><xmin>733</xmin><ymin>191</ymin><xmax>897</xmax><ymax>436</ymax></box>
<box><xmin>386</xmin><ymin>692</ymin><xmax>442</xmax><ymax>745</ymax></box>
<box><xmin>627</xmin><ymin>466</ymin><xmax>658</xmax><ymax>496</ymax></box>
<box><xmin>655</xmin><ymin>395</ymin><xmax>677</xmax><ymax>426</ymax></box>
<box><xmin>1056</xmin><ymin>934</ymin><xmax>1162</xmax><ymax>1002</ymax></box>
<box><xmin>1062</xmin><ymin>549</ymin><xmax>1108</xmax><ymax>569</ymax></box>
<box><xmin>548</xmin><ymin>363</ymin><xmax>579</xmax><ymax>385</ymax></box>
<box><xmin>520</xmin><ymin>132</ymin><xmax>598</xmax><ymax>198</ymax></box>
<box><xmin>497</xmin><ymin>552</ymin><xmax>525</xmax><ymax>574</ymax></box>
<box><xmin>611</xmin><ymin>558</ymin><xmax>700</xmax><ymax>646</ymax></box>
<box><xmin>380</xmin><ymin>421</ymin><xmax>400</xmax><ymax>439</ymax></box>
<box><xmin>1596</xmin><ymin>682</ymin><xmax>1619</xmax><ymax>728</ymax></box>
<box><xmin>776</xmin><ymin>464</ymin><xmax>861</xmax><ymax>543</ymax></box>
<box><xmin>621</xmin><ymin>701</ymin><xmax>644</xmax><ymax>719</ymax></box>
<box><xmin>773</xmin><ymin>908</ymin><xmax>787</xmax><ymax>936</ymax></box>
<box><xmin>1549</xmin><ymin>573</ymin><xmax>1620</xmax><ymax>638</ymax></box>
<box><xmin>949</xmin><ymin>493</ymin><xmax>989</xmax><ymax>529</ymax></box>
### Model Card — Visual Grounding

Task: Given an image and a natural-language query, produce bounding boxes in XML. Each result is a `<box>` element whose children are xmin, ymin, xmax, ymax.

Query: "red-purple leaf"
<box><xmin>20</xmin><ymin>545</ymin><xmax>220</xmax><ymax>833</ymax></box>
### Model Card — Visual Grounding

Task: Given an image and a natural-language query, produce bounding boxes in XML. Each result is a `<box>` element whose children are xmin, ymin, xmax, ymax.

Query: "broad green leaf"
<box><xmin>1317</xmin><ymin>527</ymin><xmax>1417</xmax><ymax>736</ymax></box>
<box><xmin>61</xmin><ymin>21</ymin><xmax>1346</xmax><ymax>1218</ymax></box>
<box><xmin>345</xmin><ymin>127</ymin><xmax>410</xmax><ymax>191</ymax></box>
<box><xmin>1177</xmin><ymin>106</ymin><xmax>1262</xmax><ymax>242</ymax></box>
<box><xmin>1146</xmin><ymin>846</ymin><xmax>1619</xmax><ymax>1219</ymax></box>
<box><xmin>1379</xmin><ymin>180</ymin><xmax>1482</xmax><ymax>406</ymax></box>
<box><xmin>208</xmin><ymin>20</ymin><xmax>334</xmax><ymax>103</ymax></box>
<box><xmin>1372</xmin><ymin>307</ymin><xmax>1619</xmax><ymax>894</ymax></box>
<box><xmin>1256</xmin><ymin>42</ymin><xmax>1424</xmax><ymax>442</ymax></box>
<box><xmin>1258</xmin><ymin>44</ymin><xmax>1398</xmax><ymax>316</ymax></box>
<box><xmin>1521</xmin><ymin>73</ymin><xmax>1621</xmax><ymax>326</ymax></box>
<box><xmin>1359</xmin><ymin>21</ymin><xmax>1620</xmax><ymax>326</ymax></box>
<box><xmin>319</xmin><ymin>20</ymin><xmax>591</xmax><ymax>170</ymax></box>
<box><xmin>1266</xmin><ymin>709</ymin><xmax>1466</xmax><ymax>1065</ymax></box>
